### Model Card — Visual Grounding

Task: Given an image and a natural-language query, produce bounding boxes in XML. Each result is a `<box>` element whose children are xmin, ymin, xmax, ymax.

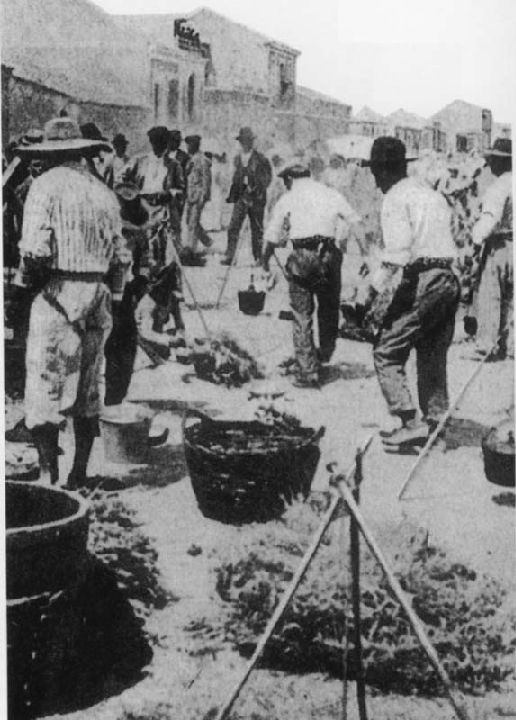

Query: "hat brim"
<box><xmin>483</xmin><ymin>149</ymin><xmax>512</xmax><ymax>158</ymax></box>
<box><xmin>363</xmin><ymin>156</ymin><xmax>418</xmax><ymax>168</ymax></box>
<box><xmin>15</xmin><ymin>138</ymin><xmax>112</xmax><ymax>158</ymax></box>
<box><xmin>236</xmin><ymin>134</ymin><xmax>255</xmax><ymax>142</ymax></box>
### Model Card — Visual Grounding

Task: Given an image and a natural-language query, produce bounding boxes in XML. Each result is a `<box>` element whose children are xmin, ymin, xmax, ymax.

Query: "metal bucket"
<box><xmin>100</xmin><ymin>403</ymin><xmax>152</xmax><ymax>464</ymax></box>
<box><xmin>238</xmin><ymin>289</ymin><xmax>266</xmax><ymax>315</ymax></box>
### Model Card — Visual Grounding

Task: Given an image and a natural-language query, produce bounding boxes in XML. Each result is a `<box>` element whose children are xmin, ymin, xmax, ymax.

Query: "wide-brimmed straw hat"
<box><xmin>15</xmin><ymin>117</ymin><xmax>111</xmax><ymax>158</ymax></box>
<box><xmin>484</xmin><ymin>138</ymin><xmax>512</xmax><ymax>158</ymax></box>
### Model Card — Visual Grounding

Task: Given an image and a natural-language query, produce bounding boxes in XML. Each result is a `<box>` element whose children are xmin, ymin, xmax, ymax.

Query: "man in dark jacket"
<box><xmin>222</xmin><ymin>127</ymin><xmax>272</xmax><ymax>265</ymax></box>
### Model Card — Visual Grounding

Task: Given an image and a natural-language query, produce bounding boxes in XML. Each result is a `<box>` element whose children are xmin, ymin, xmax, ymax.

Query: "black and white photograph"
<box><xmin>1</xmin><ymin>0</ymin><xmax>515</xmax><ymax>718</ymax></box>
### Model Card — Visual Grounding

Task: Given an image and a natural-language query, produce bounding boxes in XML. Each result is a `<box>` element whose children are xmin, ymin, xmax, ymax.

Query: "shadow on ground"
<box><xmin>120</xmin><ymin>443</ymin><xmax>188</xmax><ymax>489</ymax></box>
<box><xmin>8</xmin><ymin>557</ymin><xmax>152</xmax><ymax>719</ymax></box>
<box><xmin>445</xmin><ymin>417</ymin><xmax>490</xmax><ymax>450</ymax></box>
<box><xmin>321</xmin><ymin>361</ymin><xmax>376</xmax><ymax>385</ymax></box>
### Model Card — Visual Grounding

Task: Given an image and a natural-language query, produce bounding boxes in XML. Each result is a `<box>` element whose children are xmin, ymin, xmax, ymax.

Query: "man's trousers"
<box><xmin>373</xmin><ymin>267</ymin><xmax>460</xmax><ymax>423</ymax></box>
<box><xmin>474</xmin><ymin>236</ymin><xmax>513</xmax><ymax>358</ymax></box>
<box><xmin>185</xmin><ymin>200</ymin><xmax>211</xmax><ymax>252</ymax></box>
<box><xmin>286</xmin><ymin>242</ymin><xmax>343</xmax><ymax>380</ymax></box>
<box><xmin>226</xmin><ymin>199</ymin><xmax>266</xmax><ymax>262</ymax></box>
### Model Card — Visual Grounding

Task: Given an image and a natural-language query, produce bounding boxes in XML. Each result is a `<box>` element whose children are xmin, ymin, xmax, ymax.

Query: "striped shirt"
<box><xmin>19</xmin><ymin>162</ymin><xmax>124</xmax><ymax>273</ymax></box>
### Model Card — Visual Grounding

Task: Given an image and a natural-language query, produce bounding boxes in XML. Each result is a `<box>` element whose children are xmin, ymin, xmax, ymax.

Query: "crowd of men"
<box><xmin>2</xmin><ymin>111</ymin><xmax>513</xmax><ymax>488</ymax></box>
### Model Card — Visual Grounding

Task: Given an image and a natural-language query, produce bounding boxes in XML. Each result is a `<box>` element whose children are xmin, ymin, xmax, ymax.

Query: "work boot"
<box><xmin>292</xmin><ymin>374</ymin><xmax>320</xmax><ymax>390</ymax></box>
<box><xmin>382</xmin><ymin>420</ymin><xmax>428</xmax><ymax>448</ymax></box>
<box><xmin>66</xmin><ymin>417</ymin><xmax>99</xmax><ymax>490</ymax></box>
<box><xmin>31</xmin><ymin>423</ymin><xmax>60</xmax><ymax>485</ymax></box>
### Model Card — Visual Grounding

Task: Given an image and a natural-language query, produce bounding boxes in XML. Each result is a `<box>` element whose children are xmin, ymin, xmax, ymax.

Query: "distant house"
<box><xmin>348</xmin><ymin>106</ymin><xmax>388</xmax><ymax>138</ymax></box>
<box><xmin>384</xmin><ymin>109</ymin><xmax>428</xmax><ymax>152</ymax></box>
<box><xmin>294</xmin><ymin>86</ymin><xmax>352</xmax><ymax>144</ymax></box>
<box><xmin>1</xmin><ymin>0</ymin><xmax>205</xmax><ymax>152</ymax></box>
<box><xmin>431</xmin><ymin>99</ymin><xmax>492</xmax><ymax>153</ymax></box>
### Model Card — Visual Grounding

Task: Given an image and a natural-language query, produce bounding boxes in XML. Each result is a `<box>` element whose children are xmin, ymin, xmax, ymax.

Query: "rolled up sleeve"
<box><xmin>264</xmin><ymin>194</ymin><xmax>290</xmax><ymax>246</ymax></box>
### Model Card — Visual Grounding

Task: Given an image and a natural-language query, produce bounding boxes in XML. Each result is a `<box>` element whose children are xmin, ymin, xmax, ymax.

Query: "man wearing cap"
<box><xmin>223</xmin><ymin>127</ymin><xmax>272</xmax><ymax>265</ymax></box>
<box><xmin>471</xmin><ymin>138</ymin><xmax>513</xmax><ymax>360</ymax></box>
<box><xmin>360</xmin><ymin>137</ymin><xmax>460</xmax><ymax>449</ymax></box>
<box><xmin>262</xmin><ymin>164</ymin><xmax>362</xmax><ymax>388</ymax></box>
<box><xmin>125</xmin><ymin>126</ymin><xmax>179</xmax><ymax>266</ymax></box>
<box><xmin>104</xmin><ymin>133</ymin><xmax>130</xmax><ymax>189</ymax></box>
<box><xmin>182</xmin><ymin>134</ymin><xmax>212</xmax><ymax>265</ymax></box>
<box><xmin>15</xmin><ymin>116</ymin><xmax>128</xmax><ymax>487</ymax></box>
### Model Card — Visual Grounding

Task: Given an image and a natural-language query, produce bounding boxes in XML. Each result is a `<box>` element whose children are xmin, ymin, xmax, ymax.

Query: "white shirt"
<box><xmin>240</xmin><ymin>150</ymin><xmax>252</xmax><ymax>168</ymax></box>
<box><xmin>264</xmin><ymin>177</ymin><xmax>360</xmax><ymax>247</ymax></box>
<box><xmin>20</xmin><ymin>163</ymin><xmax>124</xmax><ymax>273</ymax></box>
<box><xmin>472</xmin><ymin>171</ymin><xmax>512</xmax><ymax>246</ymax></box>
<box><xmin>372</xmin><ymin>177</ymin><xmax>456</xmax><ymax>289</ymax></box>
<box><xmin>139</xmin><ymin>153</ymin><xmax>168</xmax><ymax>194</ymax></box>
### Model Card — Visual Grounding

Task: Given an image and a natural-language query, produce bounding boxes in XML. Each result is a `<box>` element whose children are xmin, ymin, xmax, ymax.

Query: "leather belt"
<box><xmin>406</xmin><ymin>257</ymin><xmax>454</xmax><ymax>273</ymax></box>
<box><xmin>53</xmin><ymin>270</ymin><xmax>105</xmax><ymax>282</ymax></box>
<box><xmin>292</xmin><ymin>235</ymin><xmax>334</xmax><ymax>251</ymax></box>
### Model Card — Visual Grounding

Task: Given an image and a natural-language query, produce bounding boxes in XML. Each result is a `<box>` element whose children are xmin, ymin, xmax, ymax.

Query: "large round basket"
<box><xmin>183</xmin><ymin>409</ymin><xmax>324</xmax><ymax>524</ymax></box>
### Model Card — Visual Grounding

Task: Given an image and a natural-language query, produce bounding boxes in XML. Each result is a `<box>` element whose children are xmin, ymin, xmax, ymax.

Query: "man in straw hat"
<box><xmin>358</xmin><ymin>137</ymin><xmax>460</xmax><ymax>450</ymax></box>
<box><xmin>262</xmin><ymin>163</ymin><xmax>362</xmax><ymax>388</ymax></box>
<box><xmin>470</xmin><ymin>137</ymin><xmax>513</xmax><ymax>361</ymax></box>
<box><xmin>222</xmin><ymin>127</ymin><xmax>272</xmax><ymax>265</ymax></box>
<box><xmin>14</xmin><ymin>116</ymin><xmax>129</xmax><ymax>488</ymax></box>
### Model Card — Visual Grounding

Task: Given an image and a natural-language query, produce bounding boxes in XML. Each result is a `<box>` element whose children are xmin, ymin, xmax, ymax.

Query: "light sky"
<box><xmin>94</xmin><ymin>0</ymin><xmax>516</xmax><ymax>123</ymax></box>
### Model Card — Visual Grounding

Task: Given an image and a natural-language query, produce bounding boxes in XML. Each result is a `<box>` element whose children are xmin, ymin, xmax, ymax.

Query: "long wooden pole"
<box><xmin>334</xmin><ymin>478</ymin><xmax>472</xmax><ymax>720</ymax></box>
<box><xmin>215</xmin><ymin>219</ymin><xmax>246</xmax><ymax>310</ymax></box>
<box><xmin>398</xmin><ymin>351</ymin><xmax>493</xmax><ymax>500</ymax></box>
<box><xmin>168</xmin><ymin>233</ymin><xmax>212</xmax><ymax>339</ymax></box>
<box><xmin>212</xmin><ymin>438</ymin><xmax>374</xmax><ymax>720</ymax></box>
<box><xmin>350</xmin><ymin>448</ymin><xmax>367</xmax><ymax>720</ymax></box>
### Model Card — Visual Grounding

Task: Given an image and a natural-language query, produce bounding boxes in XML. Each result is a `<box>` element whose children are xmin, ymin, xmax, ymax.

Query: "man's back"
<box><xmin>20</xmin><ymin>163</ymin><xmax>121</xmax><ymax>273</ymax></box>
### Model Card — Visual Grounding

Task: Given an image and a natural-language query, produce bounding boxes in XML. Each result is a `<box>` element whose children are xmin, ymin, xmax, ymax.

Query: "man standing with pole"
<box><xmin>262</xmin><ymin>164</ymin><xmax>363</xmax><ymax>388</ymax></box>
<box><xmin>15</xmin><ymin>117</ymin><xmax>128</xmax><ymax>488</ymax></box>
<box><xmin>357</xmin><ymin>137</ymin><xmax>460</xmax><ymax>450</ymax></box>
<box><xmin>471</xmin><ymin>138</ymin><xmax>513</xmax><ymax>361</ymax></box>
<box><xmin>222</xmin><ymin>127</ymin><xmax>272</xmax><ymax>266</ymax></box>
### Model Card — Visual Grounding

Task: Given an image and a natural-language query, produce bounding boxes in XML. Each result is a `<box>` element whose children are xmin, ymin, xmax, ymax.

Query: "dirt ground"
<box><xmin>7</xmin><ymin>234</ymin><xmax>515</xmax><ymax>720</ymax></box>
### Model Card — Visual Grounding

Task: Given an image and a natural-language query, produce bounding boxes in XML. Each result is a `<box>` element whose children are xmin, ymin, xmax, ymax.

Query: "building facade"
<box><xmin>431</xmin><ymin>100</ymin><xmax>493</xmax><ymax>153</ymax></box>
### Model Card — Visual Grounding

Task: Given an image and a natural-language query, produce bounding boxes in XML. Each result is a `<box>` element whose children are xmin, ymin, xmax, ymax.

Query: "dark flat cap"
<box><xmin>113</xmin><ymin>133</ymin><xmax>128</xmax><ymax>147</ymax></box>
<box><xmin>278</xmin><ymin>163</ymin><xmax>311</xmax><ymax>180</ymax></box>
<box><xmin>80</xmin><ymin>122</ymin><xmax>108</xmax><ymax>142</ymax></box>
<box><xmin>148</xmin><ymin>126</ymin><xmax>170</xmax><ymax>144</ymax></box>
<box><xmin>185</xmin><ymin>134</ymin><xmax>201</xmax><ymax>144</ymax></box>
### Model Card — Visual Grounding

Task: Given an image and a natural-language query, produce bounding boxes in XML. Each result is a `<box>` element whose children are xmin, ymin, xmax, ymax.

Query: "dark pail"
<box><xmin>238</xmin><ymin>290</ymin><xmax>266</xmax><ymax>315</ymax></box>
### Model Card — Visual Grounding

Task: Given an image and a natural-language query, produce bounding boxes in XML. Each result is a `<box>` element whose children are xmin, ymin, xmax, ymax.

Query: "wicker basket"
<box><xmin>183</xmin><ymin>409</ymin><xmax>324</xmax><ymax>524</ymax></box>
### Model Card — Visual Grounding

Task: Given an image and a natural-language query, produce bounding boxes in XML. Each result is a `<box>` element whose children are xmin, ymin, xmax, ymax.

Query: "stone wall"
<box><xmin>5</xmin><ymin>74</ymin><xmax>151</xmax><ymax>154</ymax></box>
<box><xmin>7</xmin><ymin>75</ymin><xmax>70</xmax><ymax>142</ymax></box>
<box><xmin>202</xmin><ymin>88</ymin><xmax>281</xmax><ymax>153</ymax></box>
<box><xmin>201</xmin><ymin>88</ymin><xmax>349</xmax><ymax>154</ymax></box>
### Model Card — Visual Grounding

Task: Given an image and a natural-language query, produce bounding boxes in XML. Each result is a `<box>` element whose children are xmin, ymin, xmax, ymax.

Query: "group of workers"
<box><xmin>3</xmin><ymin>108</ymin><xmax>513</xmax><ymax>487</ymax></box>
